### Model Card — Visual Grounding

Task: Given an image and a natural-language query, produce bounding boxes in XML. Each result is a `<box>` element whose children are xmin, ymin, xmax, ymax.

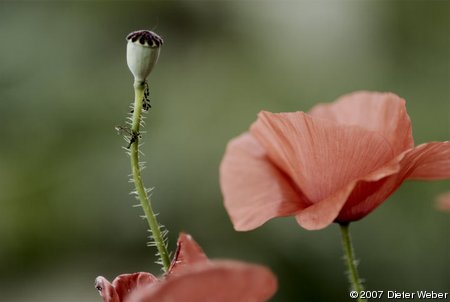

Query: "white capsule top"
<box><xmin>126</xmin><ymin>30</ymin><xmax>163</xmax><ymax>83</ymax></box>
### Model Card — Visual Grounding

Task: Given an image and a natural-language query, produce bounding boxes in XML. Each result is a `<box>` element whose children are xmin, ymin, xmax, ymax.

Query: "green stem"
<box><xmin>339</xmin><ymin>223</ymin><xmax>367</xmax><ymax>302</ymax></box>
<box><xmin>130</xmin><ymin>80</ymin><xmax>170</xmax><ymax>271</ymax></box>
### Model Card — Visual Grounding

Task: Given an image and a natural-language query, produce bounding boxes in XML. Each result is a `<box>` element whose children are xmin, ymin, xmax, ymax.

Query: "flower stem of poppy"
<box><xmin>129</xmin><ymin>80</ymin><xmax>171</xmax><ymax>272</ymax></box>
<box><xmin>339</xmin><ymin>223</ymin><xmax>367</xmax><ymax>302</ymax></box>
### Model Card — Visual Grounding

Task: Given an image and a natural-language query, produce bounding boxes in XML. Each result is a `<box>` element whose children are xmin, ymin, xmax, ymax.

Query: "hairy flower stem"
<box><xmin>339</xmin><ymin>223</ymin><xmax>367</xmax><ymax>302</ymax></box>
<box><xmin>130</xmin><ymin>80</ymin><xmax>170</xmax><ymax>271</ymax></box>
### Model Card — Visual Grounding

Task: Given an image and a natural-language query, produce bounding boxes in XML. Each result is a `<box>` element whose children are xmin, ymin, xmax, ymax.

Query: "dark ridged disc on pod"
<box><xmin>126</xmin><ymin>30</ymin><xmax>163</xmax><ymax>48</ymax></box>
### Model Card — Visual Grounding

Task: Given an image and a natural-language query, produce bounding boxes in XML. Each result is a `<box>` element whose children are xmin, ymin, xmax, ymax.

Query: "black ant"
<box><xmin>115</xmin><ymin>126</ymin><xmax>141</xmax><ymax>149</ymax></box>
<box><xmin>143</xmin><ymin>82</ymin><xmax>151</xmax><ymax>111</ymax></box>
<box><xmin>131</xmin><ymin>82</ymin><xmax>151</xmax><ymax>113</ymax></box>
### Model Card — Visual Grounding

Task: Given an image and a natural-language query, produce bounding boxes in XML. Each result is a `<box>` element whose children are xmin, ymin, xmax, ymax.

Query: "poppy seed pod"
<box><xmin>126</xmin><ymin>30</ymin><xmax>163</xmax><ymax>83</ymax></box>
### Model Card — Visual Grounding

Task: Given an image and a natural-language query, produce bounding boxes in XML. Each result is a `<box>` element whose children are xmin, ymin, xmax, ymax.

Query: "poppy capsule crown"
<box><xmin>126</xmin><ymin>30</ymin><xmax>163</xmax><ymax>83</ymax></box>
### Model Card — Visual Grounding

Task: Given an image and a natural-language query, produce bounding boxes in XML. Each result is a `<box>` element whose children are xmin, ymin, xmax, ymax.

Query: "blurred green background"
<box><xmin>0</xmin><ymin>1</ymin><xmax>448</xmax><ymax>301</ymax></box>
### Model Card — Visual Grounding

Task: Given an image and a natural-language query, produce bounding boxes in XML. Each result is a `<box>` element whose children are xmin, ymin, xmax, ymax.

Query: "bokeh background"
<box><xmin>0</xmin><ymin>1</ymin><xmax>448</xmax><ymax>301</ymax></box>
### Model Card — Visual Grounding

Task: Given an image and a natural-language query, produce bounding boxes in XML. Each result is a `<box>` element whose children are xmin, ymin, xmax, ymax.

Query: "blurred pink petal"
<box><xmin>436</xmin><ymin>191</ymin><xmax>450</xmax><ymax>212</ymax></box>
<box><xmin>129</xmin><ymin>260</ymin><xmax>277</xmax><ymax>302</ymax></box>
<box><xmin>95</xmin><ymin>273</ymin><xmax>157</xmax><ymax>302</ymax></box>
<box><xmin>96</xmin><ymin>233</ymin><xmax>277</xmax><ymax>302</ymax></box>
<box><xmin>220</xmin><ymin>91</ymin><xmax>450</xmax><ymax>230</ymax></box>
<box><xmin>168</xmin><ymin>232</ymin><xmax>209</xmax><ymax>275</ymax></box>
<box><xmin>95</xmin><ymin>277</ymin><xmax>120</xmax><ymax>302</ymax></box>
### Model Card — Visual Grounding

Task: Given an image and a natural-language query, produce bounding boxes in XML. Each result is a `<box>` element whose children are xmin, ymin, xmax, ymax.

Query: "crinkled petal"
<box><xmin>220</xmin><ymin>133</ymin><xmax>306</xmax><ymax>231</ymax></box>
<box><xmin>309</xmin><ymin>91</ymin><xmax>414</xmax><ymax>155</ymax></box>
<box><xmin>295</xmin><ymin>184</ymin><xmax>355</xmax><ymax>230</ymax></box>
<box><xmin>168</xmin><ymin>232</ymin><xmax>209</xmax><ymax>275</ymax></box>
<box><xmin>436</xmin><ymin>191</ymin><xmax>450</xmax><ymax>212</ymax></box>
<box><xmin>112</xmin><ymin>273</ymin><xmax>158</xmax><ymax>302</ymax></box>
<box><xmin>407</xmin><ymin>141</ymin><xmax>450</xmax><ymax>180</ymax></box>
<box><xmin>296</xmin><ymin>158</ymin><xmax>401</xmax><ymax>229</ymax></box>
<box><xmin>251</xmin><ymin>111</ymin><xmax>396</xmax><ymax>204</ymax></box>
<box><xmin>335</xmin><ymin>166</ymin><xmax>406</xmax><ymax>223</ymax></box>
<box><xmin>95</xmin><ymin>276</ymin><xmax>120</xmax><ymax>302</ymax></box>
<box><xmin>128</xmin><ymin>260</ymin><xmax>277</xmax><ymax>302</ymax></box>
<box><xmin>337</xmin><ymin>142</ymin><xmax>450</xmax><ymax>222</ymax></box>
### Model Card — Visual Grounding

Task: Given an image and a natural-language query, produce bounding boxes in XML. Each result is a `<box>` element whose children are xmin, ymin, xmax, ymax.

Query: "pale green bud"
<box><xmin>126</xmin><ymin>30</ymin><xmax>163</xmax><ymax>83</ymax></box>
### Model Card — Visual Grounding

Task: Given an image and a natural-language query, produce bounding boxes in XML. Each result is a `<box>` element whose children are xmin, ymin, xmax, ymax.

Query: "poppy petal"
<box><xmin>337</xmin><ymin>142</ymin><xmax>450</xmax><ymax>221</ymax></box>
<box><xmin>168</xmin><ymin>232</ymin><xmax>209</xmax><ymax>275</ymax></box>
<box><xmin>297</xmin><ymin>157</ymin><xmax>401</xmax><ymax>229</ymax></box>
<box><xmin>95</xmin><ymin>276</ymin><xmax>120</xmax><ymax>302</ymax></box>
<box><xmin>309</xmin><ymin>91</ymin><xmax>414</xmax><ymax>155</ymax></box>
<box><xmin>295</xmin><ymin>184</ymin><xmax>355</xmax><ymax>230</ymax></box>
<box><xmin>220</xmin><ymin>133</ymin><xmax>306</xmax><ymax>231</ymax></box>
<box><xmin>128</xmin><ymin>261</ymin><xmax>277</xmax><ymax>302</ymax></box>
<box><xmin>112</xmin><ymin>273</ymin><xmax>158</xmax><ymax>302</ymax></box>
<box><xmin>436</xmin><ymin>191</ymin><xmax>450</xmax><ymax>212</ymax></box>
<box><xmin>251</xmin><ymin>111</ymin><xmax>396</xmax><ymax>204</ymax></box>
<box><xmin>406</xmin><ymin>141</ymin><xmax>450</xmax><ymax>180</ymax></box>
<box><xmin>335</xmin><ymin>165</ymin><xmax>407</xmax><ymax>223</ymax></box>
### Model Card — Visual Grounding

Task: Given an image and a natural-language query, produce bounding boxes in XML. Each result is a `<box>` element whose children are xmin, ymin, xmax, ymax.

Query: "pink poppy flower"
<box><xmin>436</xmin><ymin>191</ymin><xmax>450</xmax><ymax>212</ymax></box>
<box><xmin>95</xmin><ymin>233</ymin><xmax>277</xmax><ymax>302</ymax></box>
<box><xmin>220</xmin><ymin>91</ymin><xmax>450</xmax><ymax>230</ymax></box>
